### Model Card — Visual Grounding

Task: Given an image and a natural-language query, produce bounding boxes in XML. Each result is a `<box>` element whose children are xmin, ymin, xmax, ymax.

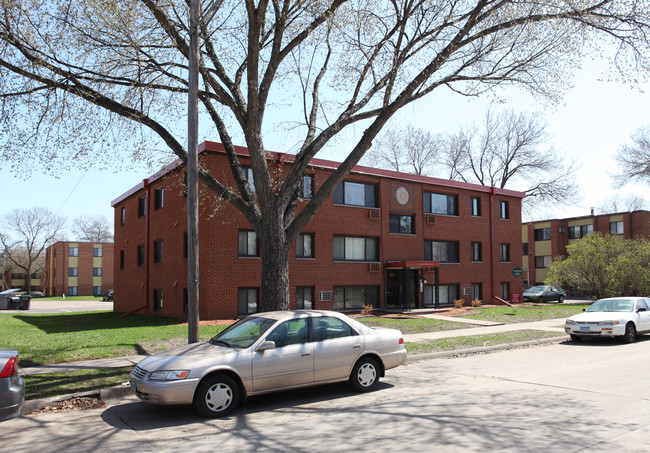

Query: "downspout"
<box><xmin>121</xmin><ymin>178</ymin><xmax>151</xmax><ymax>317</ymax></box>
<box><xmin>489</xmin><ymin>187</ymin><xmax>495</xmax><ymax>304</ymax></box>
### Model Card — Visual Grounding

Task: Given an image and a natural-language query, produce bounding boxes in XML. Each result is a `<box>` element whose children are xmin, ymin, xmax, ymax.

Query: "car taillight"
<box><xmin>399</xmin><ymin>338</ymin><xmax>404</xmax><ymax>345</ymax></box>
<box><xmin>0</xmin><ymin>355</ymin><xmax>18</xmax><ymax>378</ymax></box>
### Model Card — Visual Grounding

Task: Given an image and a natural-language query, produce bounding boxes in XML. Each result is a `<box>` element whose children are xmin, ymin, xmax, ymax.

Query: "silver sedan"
<box><xmin>130</xmin><ymin>310</ymin><xmax>407</xmax><ymax>417</ymax></box>
<box><xmin>0</xmin><ymin>349</ymin><xmax>25</xmax><ymax>421</ymax></box>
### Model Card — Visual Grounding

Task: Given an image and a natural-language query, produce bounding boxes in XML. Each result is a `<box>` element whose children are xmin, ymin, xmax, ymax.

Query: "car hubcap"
<box><xmin>358</xmin><ymin>363</ymin><xmax>376</xmax><ymax>387</ymax></box>
<box><xmin>206</xmin><ymin>383</ymin><xmax>233</xmax><ymax>412</ymax></box>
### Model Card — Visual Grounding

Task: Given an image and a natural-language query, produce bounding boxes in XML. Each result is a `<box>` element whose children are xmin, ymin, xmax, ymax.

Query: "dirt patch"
<box><xmin>28</xmin><ymin>396</ymin><xmax>105</xmax><ymax>415</ymax></box>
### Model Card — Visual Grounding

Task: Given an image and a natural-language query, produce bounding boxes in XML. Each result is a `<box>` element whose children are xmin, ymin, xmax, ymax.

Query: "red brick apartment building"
<box><xmin>44</xmin><ymin>242</ymin><xmax>115</xmax><ymax>297</ymax></box>
<box><xmin>522</xmin><ymin>210</ymin><xmax>650</xmax><ymax>287</ymax></box>
<box><xmin>112</xmin><ymin>141</ymin><xmax>525</xmax><ymax>319</ymax></box>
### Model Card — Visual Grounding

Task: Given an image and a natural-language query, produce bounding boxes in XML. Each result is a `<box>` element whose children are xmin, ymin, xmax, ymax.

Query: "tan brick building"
<box><xmin>522</xmin><ymin>210</ymin><xmax>650</xmax><ymax>287</ymax></box>
<box><xmin>44</xmin><ymin>242</ymin><xmax>115</xmax><ymax>297</ymax></box>
<box><xmin>111</xmin><ymin>141</ymin><xmax>525</xmax><ymax>319</ymax></box>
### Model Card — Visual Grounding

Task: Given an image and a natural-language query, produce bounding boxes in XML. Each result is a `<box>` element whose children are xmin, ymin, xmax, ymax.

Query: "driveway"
<box><xmin>2</xmin><ymin>299</ymin><xmax>113</xmax><ymax>314</ymax></box>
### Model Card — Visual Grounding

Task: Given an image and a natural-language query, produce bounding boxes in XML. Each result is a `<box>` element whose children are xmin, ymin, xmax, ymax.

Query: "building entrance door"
<box><xmin>385</xmin><ymin>268</ymin><xmax>418</xmax><ymax>309</ymax></box>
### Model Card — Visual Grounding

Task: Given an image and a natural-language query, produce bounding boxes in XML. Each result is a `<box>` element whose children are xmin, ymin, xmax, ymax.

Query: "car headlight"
<box><xmin>149</xmin><ymin>370</ymin><xmax>190</xmax><ymax>380</ymax></box>
<box><xmin>565</xmin><ymin>319</ymin><xmax>576</xmax><ymax>325</ymax></box>
<box><xmin>597</xmin><ymin>321</ymin><xmax>619</xmax><ymax>326</ymax></box>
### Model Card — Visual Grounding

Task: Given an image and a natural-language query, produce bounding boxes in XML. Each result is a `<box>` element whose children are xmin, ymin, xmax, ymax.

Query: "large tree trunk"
<box><xmin>259</xmin><ymin>215</ymin><xmax>291</xmax><ymax>312</ymax></box>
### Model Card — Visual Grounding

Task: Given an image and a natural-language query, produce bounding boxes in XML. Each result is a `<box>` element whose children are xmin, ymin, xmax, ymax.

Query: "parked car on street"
<box><xmin>0</xmin><ymin>289</ymin><xmax>31</xmax><ymax>310</ymax></box>
<box><xmin>0</xmin><ymin>349</ymin><xmax>25</xmax><ymax>421</ymax></box>
<box><xmin>102</xmin><ymin>290</ymin><xmax>113</xmax><ymax>302</ymax></box>
<box><xmin>522</xmin><ymin>285</ymin><xmax>566</xmax><ymax>303</ymax></box>
<box><xmin>130</xmin><ymin>310</ymin><xmax>407</xmax><ymax>417</ymax></box>
<box><xmin>564</xmin><ymin>297</ymin><xmax>650</xmax><ymax>343</ymax></box>
<box><xmin>30</xmin><ymin>291</ymin><xmax>45</xmax><ymax>298</ymax></box>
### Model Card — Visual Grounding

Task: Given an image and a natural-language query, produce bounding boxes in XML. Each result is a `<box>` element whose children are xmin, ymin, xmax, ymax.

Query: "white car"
<box><xmin>130</xmin><ymin>310</ymin><xmax>407</xmax><ymax>417</ymax></box>
<box><xmin>564</xmin><ymin>297</ymin><xmax>650</xmax><ymax>343</ymax></box>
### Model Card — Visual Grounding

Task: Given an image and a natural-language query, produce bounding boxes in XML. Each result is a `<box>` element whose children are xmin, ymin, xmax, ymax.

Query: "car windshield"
<box><xmin>586</xmin><ymin>299</ymin><xmax>634</xmax><ymax>313</ymax></box>
<box><xmin>526</xmin><ymin>286</ymin><xmax>546</xmax><ymax>294</ymax></box>
<box><xmin>209</xmin><ymin>317</ymin><xmax>277</xmax><ymax>349</ymax></box>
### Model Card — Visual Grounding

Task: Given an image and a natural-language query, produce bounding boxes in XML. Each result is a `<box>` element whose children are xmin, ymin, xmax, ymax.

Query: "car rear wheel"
<box><xmin>558</xmin><ymin>295</ymin><xmax>564</xmax><ymax>303</ymax></box>
<box><xmin>193</xmin><ymin>374</ymin><xmax>240</xmax><ymax>417</ymax></box>
<box><xmin>349</xmin><ymin>356</ymin><xmax>380</xmax><ymax>392</ymax></box>
<box><xmin>623</xmin><ymin>323</ymin><xmax>636</xmax><ymax>343</ymax></box>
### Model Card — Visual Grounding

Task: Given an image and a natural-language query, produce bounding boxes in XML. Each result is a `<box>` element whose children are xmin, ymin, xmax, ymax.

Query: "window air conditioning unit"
<box><xmin>462</xmin><ymin>287</ymin><xmax>471</xmax><ymax>296</ymax></box>
<box><xmin>318</xmin><ymin>291</ymin><xmax>332</xmax><ymax>302</ymax></box>
<box><xmin>425</xmin><ymin>215</ymin><xmax>436</xmax><ymax>225</ymax></box>
<box><xmin>368</xmin><ymin>210</ymin><xmax>380</xmax><ymax>220</ymax></box>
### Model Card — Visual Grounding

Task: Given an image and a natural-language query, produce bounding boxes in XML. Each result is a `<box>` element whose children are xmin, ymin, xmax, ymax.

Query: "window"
<box><xmin>93</xmin><ymin>286</ymin><xmax>102</xmax><ymax>296</ymax></box>
<box><xmin>471</xmin><ymin>242</ymin><xmax>482</xmax><ymax>262</ymax></box>
<box><xmin>299</xmin><ymin>175</ymin><xmax>313</xmax><ymax>199</ymax></box>
<box><xmin>534</xmin><ymin>228</ymin><xmax>551</xmax><ymax>241</ymax></box>
<box><xmin>68</xmin><ymin>267</ymin><xmax>79</xmax><ymax>277</ymax></box>
<box><xmin>424</xmin><ymin>192</ymin><xmax>458</xmax><ymax>216</ymax></box>
<box><xmin>296</xmin><ymin>287</ymin><xmax>314</xmax><ymax>309</ymax></box>
<box><xmin>238</xmin><ymin>288</ymin><xmax>259</xmax><ymax>315</ymax></box>
<box><xmin>153</xmin><ymin>289</ymin><xmax>163</xmax><ymax>312</ymax></box>
<box><xmin>333</xmin><ymin>286</ymin><xmax>378</xmax><ymax>310</ymax></box>
<box><xmin>93</xmin><ymin>247</ymin><xmax>103</xmax><ymax>257</ymax></box>
<box><xmin>470</xmin><ymin>197</ymin><xmax>481</xmax><ymax>217</ymax></box>
<box><xmin>243</xmin><ymin>166</ymin><xmax>256</xmax><ymax>192</ymax></box>
<box><xmin>472</xmin><ymin>283</ymin><xmax>482</xmax><ymax>301</ymax></box>
<box><xmin>523</xmin><ymin>243</ymin><xmax>529</xmax><ymax>256</ymax></box>
<box><xmin>267</xmin><ymin>318</ymin><xmax>310</xmax><ymax>347</ymax></box>
<box><xmin>500</xmin><ymin>243</ymin><xmax>510</xmax><ymax>262</ymax></box>
<box><xmin>389</xmin><ymin>214</ymin><xmax>415</xmax><ymax>234</ymax></box>
<box><xmin>238</xmin><ymin>230</ymin><xmax>259</xmax><ymax>257</ymax></box>
<box><xmin>425</xmin><ymin>240</ymin><xmax>459</xmax><ymax>263</ymax></box>
<box><xmin>138</xmin><ymin>196</ymin><xmax>146</xmax><ymax>217</ymax></box>
<box><xmin>68</xmin><ymin>286</ymin><xmax>78</xmax><ymax>296</ymax></box>
<box><xmin>120</xmin><ymin>250</ymin><xmax>125</xmax><ymax>270</ymax></box>
<box><xmin>333</xmin><ymin>236</ymin><xmax>378</xmax><ymax>261</ymax></box>
<box><xmin>137</xmin><ymin>245</ymin><xmax>145</xmax><ymax>266</ymax></box>
<box><xmin>93</xmin><ymin>267</ymin><xmax>103</xmax><ymax>277</ymax></box>
<box><xmin>121</xmin><ymin>207</ymin><xmax>126</xmax><ymax>225</ymax></box>
<box><xmin>499</xmin><ymin>201</ymin><xmax>509</xmax><ymax>220</ymax></box>
<box><xmin>424</xmin><ymin>284</ymin><xmax>459</xmax><ymax>306</ymax></box>
<box><xmin>569</xmin><ymin>224</ymin><xmax>593</xmax><ymax>239</ymax></box>
<box><xmin>313</xmin><ymin>316</ymin><xmax>355</xmax><ymax>341</ymax></box>
<box><xmin>296</xmin><ymin>233</ymin><xmax>314</xmax><ymax>258</ymax></box>
<box><xmin>69</xmin><ymin>247</ymin><xmax>79</xmax><ymax>257</ymax></box>
<box><xmin>333</xmin><ymin>181</ymin><xmax>378</xmax><ymax>207</ymax></box>
<box><xmin>153</xmin><ymin>240</ymin><xmax>163</xmax><ymax>263</ymax></box>
<box><xmin>535</xmin><ymin>255</ymin><xmax>552</xmax><ymax>268</ymax></box>
<box><xmin>154</xmin><ymin>187</ymin><xmax>164</xmax><ymax>210</ymax></box>
<box><xmin>610</xmin><ymin>221</ymin><xmax>624</xmax><ymax>235</ymax></box>
<box><xmin>500</xmin><ymin>282</ymin><xmax>510</xmax><ymax>300</ymax></box>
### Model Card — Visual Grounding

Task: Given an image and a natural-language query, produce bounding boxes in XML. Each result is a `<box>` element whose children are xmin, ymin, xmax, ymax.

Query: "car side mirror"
<box><xmin>637</xmin><ymin>307</ymin><xmax>647</xmax><ymax>312</ymax></box>
<box><xmin>256</xmin><ymin>341</ymin><xmax>276</xmax><ymax>352</ymax></box>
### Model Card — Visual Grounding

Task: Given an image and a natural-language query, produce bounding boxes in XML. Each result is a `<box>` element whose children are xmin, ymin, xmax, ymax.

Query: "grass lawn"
<box><xmin>405</xmin><ymin>330</ymin><xmax>563</xmax><ymax>355</ymax></box>
<box><xmin>0</xmin><ymin>311</ymin><xmax>227</xmax><ymax>367</ymax></box>
<box><xmin>456</xmin><ymin>303</ymin><xmax>589</xmax><ymax>323</ymax></box>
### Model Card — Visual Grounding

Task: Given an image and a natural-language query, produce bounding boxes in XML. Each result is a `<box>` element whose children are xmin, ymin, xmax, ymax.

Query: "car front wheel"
<box><xmin>623</xmin><ymin>323</ymin><xmax>636</xmax><ymax>343</ymax></box>
<box><xmin>569</xmin><ymin>334</ymin><xmax>582</xmax><ymax>342</ymax></box>
<box><xmin>558</xmin><ymin>295</ymin><xmax>564</xmax><ymax>303</ymax></box>
<box><xmin>193</xmin><ymin>374</ymin><xmax>240</xmax><ymax>417</ymax></box>
<box><xmin>349</xmin><ymin>356</ymin><xmax>380</xmax><ymax>392</ymax></box>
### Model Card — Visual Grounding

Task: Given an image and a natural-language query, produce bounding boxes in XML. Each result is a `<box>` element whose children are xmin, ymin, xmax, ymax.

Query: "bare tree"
<box><xmin>73</xmin><ymin>216</ymin><xmax>114</xmax><ymax>242</ymax></box>
<box><xmin>446</xmin><ymin>110</ymin><xmax>579</xmax><ymax>211</ymax></box>
<box><xmin>598</xmin><ymin>194</ymin><xmax>648</xmax><ymax>214</ymax></box>
<box><xmin>0</xmin><ymin>208</ymin><xmax>66</xmax><ymax>292</ymax></box>
<box><xmin>616</xmin><ymin>125</ymin><xmax>650</xmax><ymax>184</ymax></box>
<box><xmin>364</xmin><ymin>126</ymin><xmax>445</xmax><ymax>175</ymax></box>
<box><xmin>1</xmin><ymin>0</ymin><xmax>649</xmax><ymax>311</ymax></box>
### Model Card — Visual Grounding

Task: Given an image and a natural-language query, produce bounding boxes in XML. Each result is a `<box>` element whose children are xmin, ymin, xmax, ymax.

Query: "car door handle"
<box><xmin>302</xmin><ymin>352</ymin><xmax>312</xmax><ymax>357</ymax></box>
<box><xmin>353</xmin><ymin>344</ymin><xmax>361</xmax><ymax>349</ymax></box>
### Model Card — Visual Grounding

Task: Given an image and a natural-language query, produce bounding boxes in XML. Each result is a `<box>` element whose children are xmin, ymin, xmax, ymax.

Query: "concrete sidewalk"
<box><xmin>19</xmin><ymin>316</ymin><xmax>569</xmax><ymax>376</ymax></box>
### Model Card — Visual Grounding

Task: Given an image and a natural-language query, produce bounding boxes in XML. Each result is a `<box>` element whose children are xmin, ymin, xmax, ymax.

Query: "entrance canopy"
<box><xmin>384</xmin><ymin>261</ymin><xmax>439</xmax><ymax>269</ymax></box>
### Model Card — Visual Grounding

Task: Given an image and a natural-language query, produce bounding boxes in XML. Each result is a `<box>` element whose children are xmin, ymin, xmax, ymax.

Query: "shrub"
<box><xmin>471</xmin><ymin>299</ymin><xmax>482</xmax><ymax>307</ymax></box>
<box><xmin>361</xmin><ymin>305</ymin><xmax>374</xmax><ymax>316</ymax></box>
<box><xmin>454</xmin><ymin>299</ymin><xmax>465</xmax><ymax>309</ymax></box>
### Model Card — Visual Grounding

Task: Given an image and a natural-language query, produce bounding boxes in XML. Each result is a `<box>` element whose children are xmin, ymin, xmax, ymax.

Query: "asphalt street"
<box><xmin>4</xmin><ymin>337</ymin><xmax>650</xmax><ymax>453</ymax></box>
